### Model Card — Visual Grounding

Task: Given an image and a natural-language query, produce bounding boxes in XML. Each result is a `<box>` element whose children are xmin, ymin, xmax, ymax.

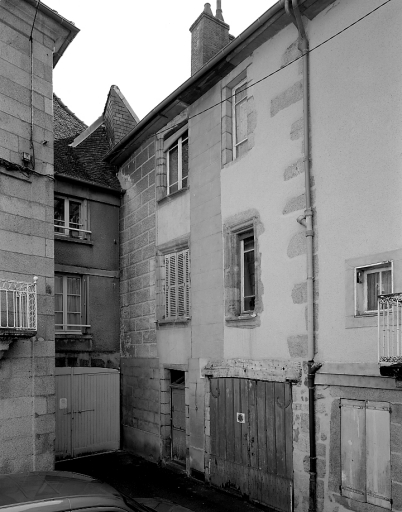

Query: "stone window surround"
<box><xmin>224</xmin><ymin>212</ymin><xmax>263</xmax><ymax>328</ymax></box>
<box><xmin>156</xmin><ymin>111</ymin><xmax>189</xmax><ymax>202</ymax></box>
<box><xmin>156</xmin><ymin>234</ymin><xmax>191</xmax><ymax>327</ymax></box>
<box><xmin>345</xmin><ymin>248</ymin><xmax>402</xmax><ymax>329</ymax></box>
<box><xmin>221</xmin><ymin>59</ymin><xmax>253</xmax><ymax>167</ymax></box>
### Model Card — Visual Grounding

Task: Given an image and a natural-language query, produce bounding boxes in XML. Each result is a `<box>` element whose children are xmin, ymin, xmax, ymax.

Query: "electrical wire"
<box><xmin>135</xmin><ymin>0</ymin><xmax>393</xmax><ymax>141</ymax></box>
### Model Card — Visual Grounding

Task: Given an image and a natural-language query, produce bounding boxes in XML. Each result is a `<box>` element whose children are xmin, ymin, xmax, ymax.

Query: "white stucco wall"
<box><xmin>310</xmin><ymin>0</ymin><xmax>402</xmax><ymax>363</ymax></box>
<box><xmin>221</xmin><ymin>23</ymin><xmax>307</xmax><ymax>361</ymax></box>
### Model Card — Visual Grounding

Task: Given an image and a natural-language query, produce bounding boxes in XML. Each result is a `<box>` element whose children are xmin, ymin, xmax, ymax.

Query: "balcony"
<box><xmin>0</xmin><ymin>277</ymin><xmax>38</xmax><ymax>357</ymax></box>
<box><xmin>378</xmin><ymin>293</ymin><xmax>402</xmax><ymax>374</ymax></box>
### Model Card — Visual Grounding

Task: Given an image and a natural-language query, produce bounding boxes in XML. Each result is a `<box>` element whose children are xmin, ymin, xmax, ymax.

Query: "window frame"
<box><xmin>224</xmin><ymin>216</ymin><xmax>261</xmax><ymax>326</ymax></box>
<box><xmin>166</xmin><ymin>130</ymin><xmax>189</xmax><ymax>196</ymax></box>
<box><xmin>354</xmin><ymin>261</ymin><xmax>393</xmax><ymax>316</ymax></box>
<box><xmin>232</xmin><ymin>78</ymin><xmax>248</xmax><ymax>158</ymax></box>
<box><xmin>54</xmin><ymin>195</ymin><xmax>90</xmax><ymax>240</ymax></box>
<box><xmin>239</xmin><ymin>230</ymin><xmax>255</xmax><ymax>314</ymax></box>
<box><xmin>55</xmin><ymin>273</ymin><xmax>89</xmax><ymax>334</ymax></box>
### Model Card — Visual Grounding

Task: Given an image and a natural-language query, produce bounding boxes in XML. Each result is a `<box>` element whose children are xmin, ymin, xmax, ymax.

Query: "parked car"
<box><xmin>0</xmin><ymin>471</ymin><xmax>148</xmax><ymax>512</ymax></box>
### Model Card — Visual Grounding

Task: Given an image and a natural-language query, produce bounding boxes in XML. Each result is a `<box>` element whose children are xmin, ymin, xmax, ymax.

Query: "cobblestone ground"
<box><xmin>55</xmin><ymin>451</ymin><xmax>271</xmax><ymax>512</ymax></box>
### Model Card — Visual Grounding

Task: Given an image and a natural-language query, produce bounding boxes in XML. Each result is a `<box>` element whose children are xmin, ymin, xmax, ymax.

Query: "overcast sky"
<box><xmin>45</xmin><ymin>0</ymin><xmax>278</xmax><ymax>125</ymax></box>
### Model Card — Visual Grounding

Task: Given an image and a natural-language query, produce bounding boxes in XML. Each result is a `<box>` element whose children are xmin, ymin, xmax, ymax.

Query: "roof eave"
<box><xmin>104</xmin><ymin>0</ymin><xmax>338</xmax><ymax>167</ymax></box>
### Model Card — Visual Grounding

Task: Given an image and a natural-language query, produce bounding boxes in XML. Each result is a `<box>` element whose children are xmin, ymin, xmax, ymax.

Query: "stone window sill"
<box><xmin>226</xmin><ymin>313</ymin><xmax>258</xmax><ymax>328</ymax></box>
<box><xmin>55</xmin><ymin>234</ymin><xmax>93</xmax><ymax>246</ymax></box>
<box><xmin>157</xmin><ymin>186</ymin><xmax>189</xmax><ymax>204</ymax></box>
<box><xmin>158</xmin><ymin>317</ymin><xmax>191</xmax><ymax>327</ymax></box>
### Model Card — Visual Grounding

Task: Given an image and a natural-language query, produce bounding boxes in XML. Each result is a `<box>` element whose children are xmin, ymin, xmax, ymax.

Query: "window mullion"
<box><xmin>178</xmin><ymin>137</ymin><xmax>182</xmax><ymax>191</ymax></box>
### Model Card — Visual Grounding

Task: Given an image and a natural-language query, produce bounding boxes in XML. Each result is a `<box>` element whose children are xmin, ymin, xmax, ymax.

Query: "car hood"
<box><xmin>0</xmin><ymin>471</ymin><xmax>121</xmax><ymax>507</ymax></box>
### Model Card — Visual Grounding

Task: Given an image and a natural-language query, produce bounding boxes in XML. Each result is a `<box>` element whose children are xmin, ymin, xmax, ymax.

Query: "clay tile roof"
<box><xmin>53</xmin><ymin>94</ymin><xmax>121</xmax><ymax>191</ymax></box>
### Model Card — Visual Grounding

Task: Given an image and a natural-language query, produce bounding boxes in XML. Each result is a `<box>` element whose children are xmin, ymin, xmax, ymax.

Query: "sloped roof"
<box><xmin>53</xmin><ymin>94</ymin><xmax>121</xmax><ymax>191</ymax></box>
<box><xmin>54</xmin><ymin>94</ymin><xmax>87</xmax><ymax>140</ymax></box>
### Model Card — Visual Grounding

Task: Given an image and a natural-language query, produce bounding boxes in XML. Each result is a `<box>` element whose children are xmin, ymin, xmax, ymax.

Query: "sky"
<box><xmin>45</xmin><ymin>0</ymin><xmax>278</xmax><ymax>126</ymax></box>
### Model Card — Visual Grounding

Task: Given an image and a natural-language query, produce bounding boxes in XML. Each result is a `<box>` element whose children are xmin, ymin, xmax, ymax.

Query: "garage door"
<box><xmin>209</xmin><ymin>378</ymin><xmax>293</xmax><ymax>511</ymax></box>
<box><xmin>55</xmin><ymin>367</ymin><xmax>120</xmax><ymax>459</ymax></box>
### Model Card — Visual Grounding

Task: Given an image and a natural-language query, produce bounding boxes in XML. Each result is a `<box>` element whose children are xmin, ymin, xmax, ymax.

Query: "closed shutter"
<box><xmin>366</xmin><ymin>402</ymin><xmax>391</xmax><ymax>509</ymax></box>
<box><xmin>165</xmin><ymin>253</ymin><xmax>177</xmax><ymax>318</ymax></box>
<box><xmin>340</xmin><ymin>399</ymin><xmax>366</xmax><ymax>502</ymax></box>
<box><xmin>165</xmin><ymin>249</ymin><xmax>190</xmax><ymax>319</ymax></box>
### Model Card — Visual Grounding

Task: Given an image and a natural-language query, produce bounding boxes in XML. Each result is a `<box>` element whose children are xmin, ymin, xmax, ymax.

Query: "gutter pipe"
<box><xmin>285</xmin><ymin>1</ymin><xmax>320</xmax><ymax>511</ymax></box>
<box><xmin>105</xmin><ymin>0</ymin><xmax>286</xmax><ymax>164</ymax></box>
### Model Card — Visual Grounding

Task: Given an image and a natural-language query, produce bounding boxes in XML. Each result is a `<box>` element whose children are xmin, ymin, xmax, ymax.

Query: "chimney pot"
<box><xmin>204</xmin><ymin>3</ymin><xmax>213</xmax><ymax>15</ymax></box>
<box><xmin>216</xmin><ymin>0</ymin><xmax>224</xmax><ymax>21</ymax></box>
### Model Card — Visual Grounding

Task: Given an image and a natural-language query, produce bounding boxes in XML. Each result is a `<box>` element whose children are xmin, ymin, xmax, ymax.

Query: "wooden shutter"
<box><xmin>340</xmin><ymin>399</ymin><xmax>366</xmax><ymax>501</ymax></box>
<box><xmin>165</xmin><ymin>253</ymin><xmax>177</xmax><ymax>318</ymax></box>
<box><xmin>177</xmin><ymin>249</ymin><xmax>190</xmax><ymax>317</ymax></box>
<box><xmin>366</xmin><ymin>402</ymin><xmax>391</xmax><ymax>509</ymax></box>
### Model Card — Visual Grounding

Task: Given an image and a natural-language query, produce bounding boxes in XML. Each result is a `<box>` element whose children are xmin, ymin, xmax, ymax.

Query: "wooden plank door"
<box><xmin>171</xmin><ymin>385</ymin><xmax>186</xmax><ymax>463</ymax></box>
<box><xmin>210</xmin><ymin>378</ymin><xmax>293</xmax><ymax>511</ymax></box>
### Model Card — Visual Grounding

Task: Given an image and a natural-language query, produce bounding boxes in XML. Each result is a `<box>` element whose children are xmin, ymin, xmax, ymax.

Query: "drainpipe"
<box><xmin>284</xmin><ymin>1</ymin><xmax>320</xmax><ymax>511</ymax></box>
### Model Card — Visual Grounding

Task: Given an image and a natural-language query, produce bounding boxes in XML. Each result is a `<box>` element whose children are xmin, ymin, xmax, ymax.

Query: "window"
<box><xmin>54</xmin><ymin>195</ymin><xmax>90</xmax><ymax>239</ymax></box>
<box><xmin>167</xmin><ymin>131</ymin><xmax>188</xmax><ymax>195</ymax></box>
<box><xmin>240</xmin><ymin>231</ymin><xmax>255</xmax><ymax>313</ymax></box>
<box><xmin>232</xmin><ymin>79</ymin><xmax>248</xmax><ymax>159</ymax></box>
<box><xmin>55</xmin><ymin>274</ymin><xmax>89</xmax><ymax>333</ymax></box>
<box><xmin>163</xmin><ymin>249</ymin><xmax>190</xmax><ymax>320</ymax></box>
<box><xmin>224</xmin><ymin>217</ymin><xmax>261</xmax><ymax>324</ymax></box>
<box><xmin>355</xmin><ymin>261</ymin><xmax>393</xmax><ymax>315</ymax></box>
<box><xmin>340</xmin><ymin>399</ymin><xmax>391</xmax><ymax>509</ymax></box>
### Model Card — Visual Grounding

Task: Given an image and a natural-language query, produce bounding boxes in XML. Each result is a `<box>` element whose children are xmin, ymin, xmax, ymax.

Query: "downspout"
<box><xmin>284</xmin><ymin>1</ymin><xmax>321</xmax><ymax>511</ymax></box>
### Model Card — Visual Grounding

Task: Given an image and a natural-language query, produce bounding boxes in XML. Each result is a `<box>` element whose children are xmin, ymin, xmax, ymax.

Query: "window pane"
<box><xmin>69</xmin><ymin>201</ymin><xmax>81</xmax><ymax>237</ymax></box>
<box><xmin>243</xmin><ymin>237</ymin><xmax>255</xmax><ymax>311</ymax></box>
<box><xmin>54</xmin><ymin>198</ymin><xmax>65</xmax><ymax>233</ymax></box>
<box><xmin>235</xmin><ymin>100</ymin><xmax>247</xmax><ymax>144</ymax></box>
<box><xmin>382</xmin><ymin>270</ymin><xmax>392</xmax><ymax>295</ymax></box>
<box><xmin>67</xmin><ymin>277</ymin><xmax>81</xmax><ymax>295</ymax></box>
<box><xmin>182</xmin><ymin>138</ymin><xmax>188</xmax><ymax>181</ymax></box>
<box><xmin>367</xmin><ymin>272</ymin><xmax>379</xmax><ymax>311</ymax></box>
<box><xmin>168</xmin><ymin>145</ymin><xmax>179</xmax><ymax>188</ymax></box>
<box><xmin>235</xmin><ymin>83</ymin><xmax>247</xmax><ymax>103</ymax></box>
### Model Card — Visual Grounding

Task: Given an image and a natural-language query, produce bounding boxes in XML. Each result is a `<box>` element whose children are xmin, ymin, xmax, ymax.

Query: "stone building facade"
<box><xmin>0</xmin><ymin>0</ymin><xmax>78</xmax><ymax>473</ymax></box>
<box><xmin>106</xmin><ymin>1</ymin><xmax>402</xmax><ymax>511</ymax></box>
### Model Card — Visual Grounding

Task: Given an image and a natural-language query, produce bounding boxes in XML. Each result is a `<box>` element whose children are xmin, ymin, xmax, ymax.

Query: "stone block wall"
<box><xmin>118</xmin><ymin>137</ymin><xmax>159</xmax><ymax>457</ymax></box>
<box><xmin>119</xmin><ymin>137</ymin><xmax>156</xmax><ymax>358</ymax></box>
<box><xmin>0</xmin><ymin>1</ymin><xmax>72</xmax><ymax>474</ymax></box>
<box><xmin>121</xmin><ymin>357</ymin><xmax>160</xmax><ymax>461</ymax></box>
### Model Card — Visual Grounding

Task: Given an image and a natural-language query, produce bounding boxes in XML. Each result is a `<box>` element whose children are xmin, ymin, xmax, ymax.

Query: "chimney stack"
<box><xmin>190</xmin><ymin>1</ymin><xmax>231</xmax><ymax>75</ymax></box>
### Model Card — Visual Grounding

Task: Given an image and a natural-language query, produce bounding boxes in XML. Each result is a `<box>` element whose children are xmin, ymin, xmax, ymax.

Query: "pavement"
<box><xmin>55</xmin><ymin>450</ymin><xmax>267</xmax><ymax>512</ymax></box>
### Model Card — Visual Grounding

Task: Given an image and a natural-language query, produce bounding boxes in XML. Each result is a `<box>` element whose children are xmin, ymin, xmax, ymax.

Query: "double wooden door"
<box><xmin>209</xmin><ymin>378</ymin><xmax>293</xmax><ymax>511</ymax></box>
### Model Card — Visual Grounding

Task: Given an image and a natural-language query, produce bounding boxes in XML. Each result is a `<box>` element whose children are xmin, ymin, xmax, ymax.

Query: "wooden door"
<box><xmin>210</xmin><ymin>378</ymin><xmax>293</xmax><ymax>511</ymax></box>
<box><xmin>171</xmin><ymin>385</ymin><xmax>186</xmax><ymax>464</ymax></box>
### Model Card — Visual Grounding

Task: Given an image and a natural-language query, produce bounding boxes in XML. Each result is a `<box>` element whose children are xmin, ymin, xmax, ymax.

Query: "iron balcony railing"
<box><xmin>0</xmin><ymin>277</ymin><xmax>38</xmax><ymax>331</ymax></box>
<box><xmin>378</xmin><ymin>292</ymin><xmax>402</xmax><ymax>364</ymax></box>
<box><xmin>54</xmin><ymin>219</ymin><xmax>91</xmax><ymax>240</ymax></box>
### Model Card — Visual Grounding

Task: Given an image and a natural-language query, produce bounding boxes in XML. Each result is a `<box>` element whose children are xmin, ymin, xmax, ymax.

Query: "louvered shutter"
<box><xmin>366</xmin><ymin>402</ymin><xmax>391</xmax><ymax>509</ymax></box>
<box><xmin>165</xmin><ymin>253</ymin><xmax>177</xmax><ymax>318</ymax></box>
<box><xmin>177</xmin><ymin>251</ymin><xmax>185</xmax><ymax>317</ymax></box>
<box><xmin>340</xmin><ymin>399</ymin><xmax>366</xmax><ymax>502</ymax></box>
<box><xmin>185</xmin><ymin>249</ymin><xmax>190</xmax><ymax>316</ymax></box>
